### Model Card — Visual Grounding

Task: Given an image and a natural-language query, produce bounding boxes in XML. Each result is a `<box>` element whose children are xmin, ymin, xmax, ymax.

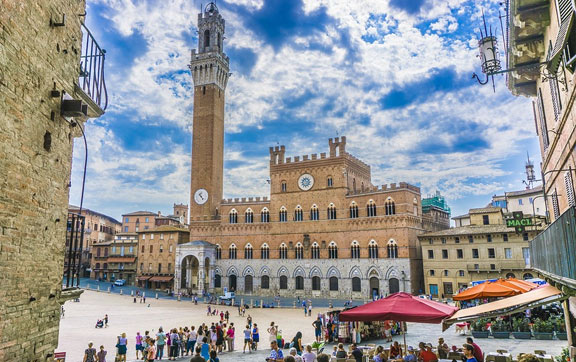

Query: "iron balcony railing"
<box><xmin>65</xmin><ymin>213</ymin><xmax>85</xmax><ymax>288</ymax></box>
<box><xmin>79</xmin><ymin>23</ymin><xmax>108</xmax><ymax>111</ymax></box>
<box><xmin>530</xmin><ymin>206</ymin><xmax>576</xmax><ymax>282</ymax></box>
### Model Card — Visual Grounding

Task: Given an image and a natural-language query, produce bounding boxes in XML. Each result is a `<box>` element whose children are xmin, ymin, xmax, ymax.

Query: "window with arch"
<box><xmin>350</xmin><ymin>241</ymin><xmax>360</xmax><ymax>259</ymax></box>
<box><xmin>279</xmin><ymin>207</ymin><xmax>288</xmax><ymax>222</ymax></box>
<box><xmin>261</xmin><ymin>275</ymin><xmax>270</xmax><ymax>289</ymax></box>
<box><xmin>327</xmin><ymin>203</ymin><xmax>337</xmax><ymax>220</ymax></box>
<box><xmin>311</xmin><ymin>242</ymin><xmax>320</xmax><ymax>259</ymax></box>
<box><xmin>279</xmin><ymin>243</ymin><xmax>288</xmax><ymax>259</ymax></box>
<box><xmin>294</xmin><ymin>206</ymin><xmax>303</xmax><ymax>221</ymax></box>
<box><xmin>385</xmin><ymin>199</ymin><xmax>396</xmax><ymax>215</ymax></box>
<box><xmin>244</xmin><ymin>244</ymin><xmax>253</xmax><ymax>259</ymax></box>
<box><xmin>229</xmin><ymin>244</ymin><xmax>237</xmax><ymax>259</ymax></box>
<box><xmin>367</xmin><ymin>200</ymin><xmax>377</xmax><ymax>217</ymax></box>
<box><xmin>312</xmin><ymin>276</ymin><xmax>321</xmax><ymax>290</ymax></box>
<box><xmin>215</xmin><ymin>274</ymin><xmax>221</xmax><ymax>288</ymax></box>
<box><xmin>327</xmin><ymin>176</ymin><xmax>333</xmax><ymax>187</ymax></box>
<box><xmin>203</xmin><ymin>29</ymin><xmax>210</xmax><ymax>48</ymax></box>
<box><xmin>260</xmin><ymin>243</ymin><xmax>269</xmax><ymax>259</ymax></box>
<box><xmin>329</xmin><ymin>276</ymin><xmax>339</xmax><ymax>291</ymax></box>
<box><xmin>443</xmin><ymin>270</ymin><xmax>449</xmax><ymax>276</ymax></box>
<box><xmin>352</xmin><ymin>277</ymin><xmax>361</xmax><ymax>292</ymax></box>
<box><xmin>295</xmin><ymin>276</ymin><xmax>304</xmax><ymax>290</ymax></box>
<box><xmin>310</xmin><ymin>205</ymin><xmax>319</xmax><ymax>220</ymax></box>
<box><xmin>349</xmin><ymin>202</ymin><xmax>358</xmax><ymax>218</ymax></box>
<box><xmin>387</xmin><ymin>240</ymin><xmax>398</xmax><ymax>258</ymax></box>
<box><xmin>260</xmin><ymin>208</ymin><xmax>270</xmax><ymax>223</ymax></box>
<box><xmin>216</xmin><ymin>245</ymin><xmax>222</xmax><ymax>260</ymax></box>
<box><xmin>328</xmin><ymin>242</ymin><xmax>338</xmax><ymax>259</ymax></box>
<box><xmin>281</xmin><ymin>181</ymin><xmax>287</xmax><ymax>192</ymax></box>
<box><xmin>279</xmin><ymin>275</ymin><xmax>288</xmax><ymax>289</ymax></box>
<box><xmin>368</xmin><ymin>240</ymin><xmax>379</xmax><ymax>258</ymax></box>
<box><xmin>245</xmin><ymin>209</ymin><xmax>254</xmax><ymax>223</ymax></box>
<box><xmin>459</xmin><ymin>270</ymin><xmax>465</xmax><ymax>277</ymax></box>
<box><xmin>229</xmin><ymin>209</ymin><xmax>238</xmax><ymax>224</ymax></box>
<box><xmin>295</xmin><ymin>243</ymin><xmax>303</xmax><ymax>259</ymax></box>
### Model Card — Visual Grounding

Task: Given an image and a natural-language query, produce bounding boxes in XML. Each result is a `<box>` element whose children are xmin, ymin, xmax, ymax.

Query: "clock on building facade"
<box><xmin>298</xmin><ymin>173</ymin><xmax>314</xmax><ymax>191</ymax></box>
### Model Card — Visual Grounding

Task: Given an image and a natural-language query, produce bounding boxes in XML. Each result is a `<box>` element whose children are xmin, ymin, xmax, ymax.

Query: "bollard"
<box><xmin>250</xmin><ymin>299</ymin><xmax>253</xmax><ymax>308</ymax></box>
<box><xmin>120</xmin><ymin>289</ymin><xmax>123</xmax><ymax>295</ymax></box>
<box><xmin>293</xmin><ymin>301</ymin><xmax>296</xmax><ymax>309</ymax></box>
<box><xmin>108</xmin><ymin>287</ymin><xmax>111</xmax><ymax>293</ymax></box>
<box><xmin>241</xmin><ymin>298</ymin><xmax>244</xmax><ymax>307</ymax></box>
<box><xmin>97</xmin><ymin>285</ymin><xmax>100</xmax><ymax>292</ymax></box>
<box><xmin>156</xmin><ymin>293</ymin><xmax>159</xmax><ymax>299</ymax></box>
<box><xmin>131</xmin><ymin>290</ymin><xmax>134</xmax><ymax>297</ymax></box>
<box><xmin>260</xmin><ymin>299</ymin><xmax>263</xmax><ymax>308</ymax></box>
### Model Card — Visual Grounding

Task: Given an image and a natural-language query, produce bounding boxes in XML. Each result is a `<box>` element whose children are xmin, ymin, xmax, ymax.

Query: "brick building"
<box><xmin>420</xmin><ymin>207</ymin><xmax>543</xmax><ymax>298</ymax></box>
<box><xmin>136</xmin><ymin>226</ymin><xmax>190</xmax><ymax>291</ymax></box>
<box><xmin>176</xmin><ymin>3</ymin><xmax>450</xmax><ymax>299</ymax></box>
<box><xmin>0</xmin><ymin>0</ymin><xmax>106</xmax><ymax>359</ymax></box>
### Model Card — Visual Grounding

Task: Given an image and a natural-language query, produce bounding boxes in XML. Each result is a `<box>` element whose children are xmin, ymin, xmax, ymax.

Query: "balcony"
<box><xmin>531</xmin><ymin>206</ymin><xmax>576</xmax><ymax>288</ymax></box>
<box><xmin>73</xmin><ymin>23</ymin><xmax>108</xmax><ymax>118</ymax></box>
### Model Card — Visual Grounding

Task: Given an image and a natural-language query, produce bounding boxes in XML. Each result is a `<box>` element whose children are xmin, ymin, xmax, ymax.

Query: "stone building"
<box><xmin>106</xmin><ymin>233</ymin><xmax>139</xmax><ymax>285</ymax></box>
<box><xmin>136</xmin><ymin>226</ymin><xmax>190</xmax><ymax>291</ymax></box>
<box><xmin>178</xmin><ymin>3</ymin><xmax>450</xmax><ymax>300</ymax></box>
<box><xmin>68</xmin><ymin>205</ymin><xmax>121</xmax><ymax>277</ymax></box>
<box><xmin>121</xmin><ymin>211</ymin><xmax>158</xmax><ymax>233</ymax></box>
<box><xmin>0</xmin><ymin>0</ymin><xmax>106</xmax><ymax>359</ymax></box>
<box><xmin>419</xmin><ymin>207</ymin><xmax>543</xmax><ymax>298</ymax></box>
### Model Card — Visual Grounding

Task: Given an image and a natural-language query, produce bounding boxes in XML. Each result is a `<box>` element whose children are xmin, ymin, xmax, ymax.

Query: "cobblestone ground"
<box><xmin>58</xmin><ymin>290</ymin><xmax>566</xmax><ymax>362</ymax></box>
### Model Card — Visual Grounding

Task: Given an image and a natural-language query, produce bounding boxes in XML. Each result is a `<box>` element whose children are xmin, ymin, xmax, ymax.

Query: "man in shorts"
<box><xmin>312</xmin><ymin>317</ymin><xmax>323</xmax><ymax>342</ymax></box>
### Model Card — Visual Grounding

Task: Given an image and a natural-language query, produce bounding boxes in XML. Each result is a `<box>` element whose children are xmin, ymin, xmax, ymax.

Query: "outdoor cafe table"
<box><xmin>486</xmin><ymin>352</ymin><xmax>512</xmax><ymax>362</ymax></box>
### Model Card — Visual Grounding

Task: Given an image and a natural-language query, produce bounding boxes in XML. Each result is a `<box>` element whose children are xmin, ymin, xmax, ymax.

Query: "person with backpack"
<box><xmin>169</xmin><ymin>328</ymin><xmax>179</xmax><ymax>360</ymax></box>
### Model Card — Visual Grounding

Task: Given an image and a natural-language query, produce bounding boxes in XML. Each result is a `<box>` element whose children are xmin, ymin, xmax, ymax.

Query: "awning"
<box><xmin>443</xmin><ymin>285</ymin><xmax>566</xmax><ymax>331</ymax></box>
<box><xmin>137</xmin><ymin>276</ymin><xmax>151</xmax><ymax>281</ymax></box>
<box><xmin>149</xmin><ymin>276</ymin><xmax>174</xmax><ymax>282</ymax></box>
<box><xmin>107</xmin><ymin>257</ymin><xmax>136</xmax><ymax>263</ymax></box>
<box><xmin>547</xmin><ymin>12</ymin><xmax>575</xmax><ymax>73</ymax></box>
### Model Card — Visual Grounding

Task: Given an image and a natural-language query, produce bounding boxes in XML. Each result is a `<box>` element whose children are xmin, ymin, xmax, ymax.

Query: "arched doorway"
<box><xmin>312</xmin><ymin>276</ymin><xmax>321</xmax><ymax>290</ymax></box>
<box><xmin>245</xmin><ymin>275</ymin><xmax>253</xmax><ymax>293</ymax></box>
<box><xmin>523</xmin><ymin>273</ymin><xmax>534</xmax><ymax>280</ymax></box>
<box><xmin>370</xmin><ymin>277</ymin><xmax>380</xmax><ymax>298</ymax></box>
<box><xmin>506</xmin><ymin>272</ymin><xmax>516</xmax><ymax>279</ymax></box>
<box><xmin>181</xmin><ymin>255</ymin><xmax>199</xmax><ymax>291</ymax></box>
<box><xmin>389</xmin><ymin>278</ymin><xmax>399</xmax><ymax>294</ymax></box>
<box><xmin>229</xmin><ymin>274</ymin><xmax>237</xmax><ymax>291</ymax></box>
<box><xmin>279</xmin><ymin>275</ymin><xmax>288</xmax><ymax>289</ymax></box>
<box><xmin>295</xmin><ymin>276</ymin><xmax>304</xmax><ymax>290</ymax></box>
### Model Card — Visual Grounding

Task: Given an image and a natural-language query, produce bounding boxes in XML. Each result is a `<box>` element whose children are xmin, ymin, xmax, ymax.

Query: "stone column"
<box><xmin>174</xmin><ymin>254</ymin><xmax>182</xmax><ymax>293</ymax></box>
<box><xmin>185</xmin><ymin>258</ymin><xmax>192</xmax><ymax>288</ymax></box>
<box><xmin>198</xmin><ymin>258</ymin><xmax>205</xmax><ymax>295</ymax></box>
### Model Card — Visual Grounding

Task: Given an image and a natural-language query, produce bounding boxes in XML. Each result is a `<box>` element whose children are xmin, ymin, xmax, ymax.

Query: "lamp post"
<box><xmin>540</xmin><ymin>167</ymin><xmax>576</xmax><ymax>221</ymax></box>
<box><xmin>531</xmin><ymin>195</ymin><xmax>547</xmax><ymax>231</ymax></box>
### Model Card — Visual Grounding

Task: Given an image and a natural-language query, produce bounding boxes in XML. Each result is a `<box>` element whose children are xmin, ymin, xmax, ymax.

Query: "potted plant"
<box><xmin>555</xmin><ymin>347</ymin><xmax>570</xmax><ymax>362</ymax></box>
<box><xmin>491</xmin><ymin>318</ymin><xmax>511</xmax><ymax>339</ymax></box>
<box><xmin>512</xmin><ymin>317</ymin><xmax>532</xmax><ymax>339</ymax></box>
<box><xmin>471</xmin><ymin>318</ymin><xmax>490</xmax><ymax>338</ymax></box>
<box><xmin>554</xmin><ymin>316</ymin><xmax>567</xmax><ymax>340</ymax></box>
<box><xmin>533</xmin><ymin>318</ymin><xmax>555</xmax><ymax>340</ymax></box>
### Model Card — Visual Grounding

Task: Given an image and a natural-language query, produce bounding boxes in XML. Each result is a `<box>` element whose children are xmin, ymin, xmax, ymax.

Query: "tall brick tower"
<box><xmin>189</xmin><ymin>2</ymin><xmax>229</xmax><ymax>221</ymax></box>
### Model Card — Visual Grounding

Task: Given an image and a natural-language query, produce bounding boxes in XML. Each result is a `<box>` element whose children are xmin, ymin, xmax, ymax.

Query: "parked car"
<box><xmin>114</xmin><ymin>279</ymin><xmax>126</xmax><ymax>286</ymax></box>
<box><xmin>218</xmin><ymin>291</ymin><xmax>235</xmax><ymax>301</ymax></box>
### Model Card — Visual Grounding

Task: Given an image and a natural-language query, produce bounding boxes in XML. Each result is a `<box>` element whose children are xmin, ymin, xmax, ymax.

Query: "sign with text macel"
<box><xmin>506</xmin><ymin>211</ymin><xmax>532</xmax><ymax>233</ymax></box>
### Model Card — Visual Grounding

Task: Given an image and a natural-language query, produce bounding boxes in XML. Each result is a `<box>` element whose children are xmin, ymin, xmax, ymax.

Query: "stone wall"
<box><xmin>0</xmin><ymin>1</ymin><xmax>88</xmax><ymax>360</ymax></box>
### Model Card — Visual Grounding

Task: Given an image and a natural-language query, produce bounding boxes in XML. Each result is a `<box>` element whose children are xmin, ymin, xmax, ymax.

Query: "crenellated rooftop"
<box><xmin>221</xmin><ymin>196</ymin><xmax>270</xmax><ymax>205</ymax></box>
<box><xmin>346</xmin><ymin>182</ymin><xmax>421</xmax><ymax>196</ymax></box>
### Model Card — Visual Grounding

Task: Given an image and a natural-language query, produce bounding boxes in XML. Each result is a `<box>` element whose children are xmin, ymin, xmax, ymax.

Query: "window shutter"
<box><xmin>537</xmin><ymin>89</ymin><xmax>549</xmax><ymax>150</ymax></box>
<box><xmin>552</xmin><ymin>190</ymin><xmax>561</xmax><ymax>218</ymax></box>
<box><xmin>565</xmin><ymin>171</ymin><xmax>576</xmax><ymax>207</ymax></box>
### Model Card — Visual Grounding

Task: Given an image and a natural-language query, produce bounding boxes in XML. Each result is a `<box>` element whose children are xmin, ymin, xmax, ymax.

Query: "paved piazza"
<box><xmin>58</xmin><ymin>290</ymin><xmax>566</xmax><ymax>362</ymax></box>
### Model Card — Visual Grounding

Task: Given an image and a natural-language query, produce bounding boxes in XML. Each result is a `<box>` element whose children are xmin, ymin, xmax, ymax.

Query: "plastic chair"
<box><xmin>534</xmin><ymin>350</ymin><xmax>546</xmax><ymax>356</ymax></box>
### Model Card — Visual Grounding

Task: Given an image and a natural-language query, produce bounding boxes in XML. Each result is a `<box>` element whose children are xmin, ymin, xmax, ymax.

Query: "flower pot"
<box><xmin>533</xmin><ymin>332</ymin><xmax>554</xmax><ymax>340</ymax></box>
<box><xmin>492</xmin><ymin>331</ymin><xmax>510</xmax><ymax>339</ymax></box>
<box><xmin>556</xmin><ymin>332</ymin><xmax>567</xmax><ymax>340</ymax></box>
<box><xmin>512</xmin><ymin>332</ymin><xmax>532</xmax><ymax>339</ymax></box>
<box><xmin>472</xmin><ymin>331</ymin><xmax>490</xmax><ymax>338</ymax></box>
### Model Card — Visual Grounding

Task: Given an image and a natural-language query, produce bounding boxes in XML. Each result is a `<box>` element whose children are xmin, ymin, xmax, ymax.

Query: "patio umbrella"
<box><xmin>339</xmin><ymin>292</ymin><xmax>458</xmax><ymax>352</ymax></box>
<box><xmin>499</xmin><ymin>278</ymin><xmax>539</xmax><ymax>292</ymax></box>
<box><xmin>453</xmin><ymin>281</ymin><xmax>522</xmax><ymax>301</ymax></box>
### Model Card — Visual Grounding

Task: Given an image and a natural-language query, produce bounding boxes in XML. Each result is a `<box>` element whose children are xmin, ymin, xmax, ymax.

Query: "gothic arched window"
<box><xmin>310</xmin><ymin>205</ymin><xmax>319</xmax><ymax>220</ymax></box>
<box><xmin>245</xmin><ymin>208</ymin><xmax>253</xmax><ymax>223</ymax></box>
<box><xmin>295</xmin><ymin>243</ymin><xmax>303</xmax><ymax>259</ymax></box>
<box><xmin>367</xmin><ymin>200</ymin><xmax>377</xmax><ymax>217</ymax></box>
<box><xmin>204</xmin><ymin>29</ymin><xmax>210</xmax><ymax>48</ymax></box>
<box><xmin>387</xmin><ymin>240</ymin><xmax>398</xmax><ymax>258</ymax></box>
<box><xmin>385</xmin><ymin>199</ymin><xmax>396</xmax><ymax>215</ymax></box>
<box><xmin>294</xmin><ymin>206</ymin><xmax>303</xmax><ymax>221</ymax></box>
<box><xmin>368</xmin><ymin>240</ymin><xmax>379</xmax><ymax>259</ymax></box>
<box><xmin>279</xmin><ymin>207</ymin><xmax>287</xmax><ymax>222</ymax></box>
<box><xmin>328</xmin><ymin>241</ymin><xmax>338</xmax><ymax>259</ymax></box>
<box><xmin>349</xmin><ymin>202</ymin><xmax>358</xmax><ymax>218</ymax></box>
<box><xmin>260</xmin><ymin>243</ymin><xmax>269</xmax><ymax>259</ymax></box>
<box><xmin>279</xmin><ymin>243</ymin><xmax>288</xmax><ymax>259</ymax></box>
<box><xmin>327</xmin><ymin>203</ymin><xmax>337</xmax><ymax>220</ymax></box>
<box><xmin>216</xmin><ymin>244</ymin><xmax>222</xmax><ymax>260</ymax></box>
<box><xmin>311</xmin><ymin>242</ymin><xmax>320</xmax><ymax>259</ymax></box>
<box><xmin>244</xmin><ymin>243</ymin><xmax>253</xmax><ymax>259</ymax></box>
<box><xmin>350</xmin><ymin>240</ymin><xmax>360</xmax><ymax>259</ymax></box>
<box><xmin>229</xmin><ymin>244</ymin><xmax>237</xmax><ymax>259</ymax></box>
<box><xmin>260</xmin><ymin>208</ymin><xmax>270</xmax><ymax>223</ymax></box>
<box><xmin>229</xmin><ymin>209</ymin><xmax>238</xmax><ymax>224</ymax></box>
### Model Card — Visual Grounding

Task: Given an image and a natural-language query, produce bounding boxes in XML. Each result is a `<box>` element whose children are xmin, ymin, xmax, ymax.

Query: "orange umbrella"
<box><xmin>496</xmin><ymin>278</ymin><xmax>538</xmax><ymax>293</ymax></box>
<box><xmin>453</xmin><ymin>281</ymin><xmax>522</xmax><ymax>301</ymax></box>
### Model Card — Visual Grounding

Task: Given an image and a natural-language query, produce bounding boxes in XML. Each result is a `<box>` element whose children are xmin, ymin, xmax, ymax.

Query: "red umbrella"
<box><xmin>339</xmin><ymin>292</ymin><xmax>458</xmax><ymax>323</ymax></box>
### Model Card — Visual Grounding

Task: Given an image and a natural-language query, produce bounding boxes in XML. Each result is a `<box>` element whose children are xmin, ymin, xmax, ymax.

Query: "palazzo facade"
<box><xmin>180</xmin><ymin>3</ymin><xmax>450</xmax><ymax>299</ymax></box>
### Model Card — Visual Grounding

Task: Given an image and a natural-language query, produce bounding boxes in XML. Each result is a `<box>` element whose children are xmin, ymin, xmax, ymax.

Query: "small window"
<box><xmin>327</xmin><ymin>177</ymin><xmax>333</xmax><ymax>187</ymax></box>
<box><xmin>503</xmin><ymin>234</ymin><xmax>509</xmax><ymax>242</ymax></box>
<box><xmin>428</xmin><ymin>238</ymin><xmax>433</xmax><ymax>245</ymax></box>
<box><xmin>458</xmin><ymin>270</ymin><xmax>465</xmax><ymax>277</ymax></box>
<box><xmin>442</xmin><ymin>249</ymin><xmax>448</xmax><ymax>259</ymax></box>
<box><xmin>159</xmin><ymin>245</ymin><xmax>163</xmax><ymax>253</ymax></box>
<box><xmin>523</xmin><ymin>232</ymin><xmax>529</xmax><ymax>241</ymax></box>
<box><xmin>328</xmin><ymin>242</ymin><xmax>338</xmax><ymax>259</ymax></box>
<box><xmin>149</xmin><ymin>245</ymin><xmax>153</xmax><ymax>253</ymax></box>
<box><xmin>482</xmin><ymin>215</ymin><xmax>489</xmax><ymax>225</ymax></box>
<box><xmin>441</xmin><ymin>238</ymin><xmax>447</xmax><ymax>244</ymax></box>
<box><xmin>457</xmin><ymin>249</ymin><xmax>463</xmax><ymax>259</ymax></box>
<box><xmin>487</xmin><ymin>234</ymin><xmax>492</xmax><ymax>242</ymax></box>
<box><xmin>455</xmin><ymin>237</ymin><xmax>460</xmax><ymax>244</ymax></box>
<box><xmin>279</xmin><ymin>244</ymin><xmax>288</xmax><ymax>259</ymax></box>
<box><xmin>169</xmin><ymin>245</ymin><xmax>173</xmax><ymax>253</ymax></box>
<box><xmin>468</xmin><ymin>235</ymin><xmax>474</xmax><ymax>243</ymax></box>
<box><xmin>443</xmin><ymin>270</ymin><xmax>449</xmax><ymax>276</ymax></box>
<box><xmin>505</xmin><ymin>248</ymin><xmax>512</xmax><ymax>259</ymax></box>
<box><xmin>430</xmin><ymin>270</ymin><xmax>435</xmax><ymax>276</ymax></box>
<box><xmin>518</xmin><ymin>199</ymin><xmax>523</xmax><ymax>205</ymax></box>
<box><xmin>428</xmin><ymin>250</ymin><xmax>434</xmax><ymax>259</ymax></box>
<box><xmin>125</xmin><ymin>217</ymin><xmax>129</xmax><ymax>222</ymax></box>
<box><xmin>472</xmin><ymin>249</ymin><xmax>479</xmax><ymax>258</ymax></box>
<box><xmin>261</xmin><ymin>275</ymin><xmax>269</xmax><ymax>289</ymax></box>
<box><xmin>488</xmin><ymin>248</ymin><xmax>495</xmax><ymax>258</ymax></box>
<box><xmin>490</xmin><ymin>264</ymin><xmax>496</xmax><ymax>270</ymax></box>
<box><xmin>281</xmin><ymin>181</ymin><xmax>287</xmax><ymax>192</ymax></box>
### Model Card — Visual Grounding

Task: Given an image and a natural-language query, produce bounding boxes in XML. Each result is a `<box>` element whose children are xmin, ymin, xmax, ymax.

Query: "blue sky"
<box><xmin>70</xmin><ymin>0</ymin><xmax>542</xmax><ymax>221</ymax></box>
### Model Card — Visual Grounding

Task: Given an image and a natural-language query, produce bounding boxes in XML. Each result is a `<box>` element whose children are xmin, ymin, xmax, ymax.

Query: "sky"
<box><xmin>70</xmin><ymin>0</ymin><xmax>543</xmax><ymax>222</ymax></box>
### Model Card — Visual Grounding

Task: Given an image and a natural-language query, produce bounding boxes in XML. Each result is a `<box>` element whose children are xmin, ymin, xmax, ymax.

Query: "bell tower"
<box><xmin>189</xmin><ymin>2</ymin><xmax>229</xmax><ymax>221</ymax></box>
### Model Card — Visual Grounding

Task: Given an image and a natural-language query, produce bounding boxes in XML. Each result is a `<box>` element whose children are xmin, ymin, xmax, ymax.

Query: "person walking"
<box><xmin>83</xmin><ymin>341</ymin><xmax>97</xmax><ymax>362</ymax></box>
<box><xmin>96</xmin><ymin>345</ymin><xmax>107</xmax><ymax>362</ymax></box>
<box><xmin>247</xmin><ymin>314</ymin><xmax>253</xmax><ymax>328</ymax></box>
<box><xmin>156</xmin><ymin>327</ymin><xmax>166</xmax><ymax>360</ymax></box>
<box><xmin>135</xmin><ymin>332</ymin><xmax>143</xmax><ymax>359</ymax></box>
<box><xmin>104</xmin><ymin>314</ymin><xmax>108</xmax><ymax>328</ymax></box>
<box><xmin>224</xmin><ymin>310</ymin><xmax>230</xmax><ymax>323</ymax></box>
<box><xmin>252</xmin><ymin>323</ymin><xmax>260</xmax><ymax>351</ymax></box>
<box><xmin>116</xmin><ymin>333</ymin><xmax>128</xmax><ymax>362</ymax></box>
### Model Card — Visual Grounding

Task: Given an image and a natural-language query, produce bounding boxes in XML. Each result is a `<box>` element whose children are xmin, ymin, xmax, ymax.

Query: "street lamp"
<box><xmin>540</xmin><ymin>167</ymin><xmax>576</xmax><ymax>221</ymax></box>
